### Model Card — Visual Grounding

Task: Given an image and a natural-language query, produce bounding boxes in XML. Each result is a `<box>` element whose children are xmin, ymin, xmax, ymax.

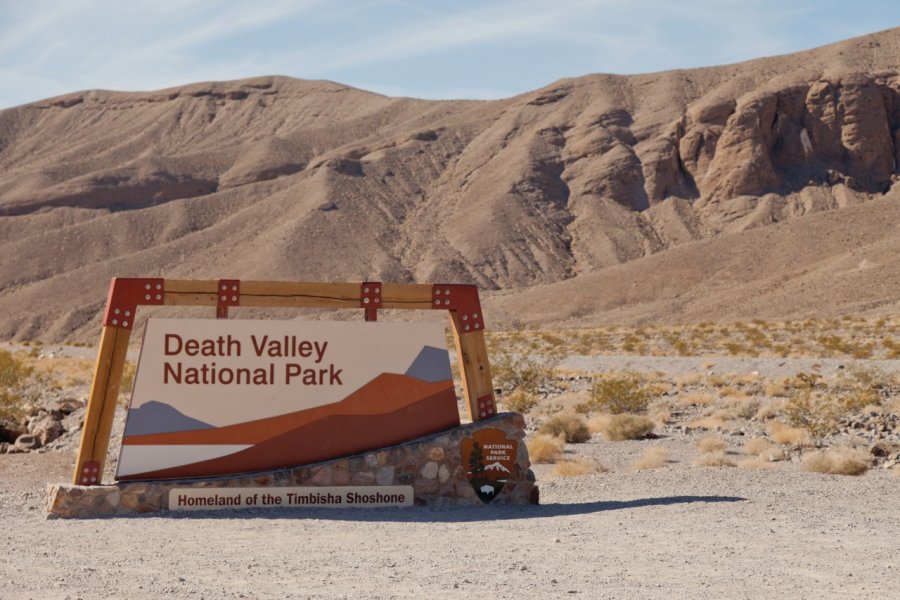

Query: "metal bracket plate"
<box><xmin>361</xmin><ymin>281</ymin><xmax>382</xmax><ymax>321</ymax></box>
<box><xmin>217</xmin><ymin>279</ymin><xmax>240</xmax><ymax>318</ymax></box>
<box><xmin>77</xmin><ymin>461</ymin><xmax>101</xmax><ymax>485</ymax></box>
<box><xmin>102</xmin><ymin>278</ymin><xmax>165</xmax><ymax>329</ymax></box>
<box><xmin>431</xmin><ymin>284</ymin><xmax>484</xmax><ymax>333</ymax></box>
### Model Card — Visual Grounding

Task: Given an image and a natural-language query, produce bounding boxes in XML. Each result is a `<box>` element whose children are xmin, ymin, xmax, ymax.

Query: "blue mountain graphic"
<box><xmin>124</xmin><ymin>400</ymin><xmax>215</xmax><ymax>437</ymax></box>
<box><xmin>404</xmin><ymin>346</ymin><xmax>453</xmax><ymax>383</ymax></box>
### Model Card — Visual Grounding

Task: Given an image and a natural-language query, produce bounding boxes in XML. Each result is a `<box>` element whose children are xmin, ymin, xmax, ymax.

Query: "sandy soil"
<box><xmin>2</xmin><ymin>416</ymin><xmax>898</xmax><ymax>599</ymax></box>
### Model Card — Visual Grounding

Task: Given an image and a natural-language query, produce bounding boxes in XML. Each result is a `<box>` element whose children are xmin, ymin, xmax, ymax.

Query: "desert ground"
<box><xmin>2</xmin><ymin>318</ymin><xmax>898</xmax><ymax>599</ymax></box>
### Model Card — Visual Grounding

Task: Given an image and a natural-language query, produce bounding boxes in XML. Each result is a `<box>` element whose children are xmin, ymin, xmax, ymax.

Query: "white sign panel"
<box><xmin>117</xmin><ymin>318</ymin><xmax>459</xmax><ymax>480</ymax></box>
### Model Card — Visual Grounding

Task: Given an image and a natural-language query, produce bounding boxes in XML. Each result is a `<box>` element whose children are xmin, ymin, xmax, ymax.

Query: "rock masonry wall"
<box><xmin>47</xmin><ymin>412</ymin><xmax>537</xmax><ymax>518</ymax></box>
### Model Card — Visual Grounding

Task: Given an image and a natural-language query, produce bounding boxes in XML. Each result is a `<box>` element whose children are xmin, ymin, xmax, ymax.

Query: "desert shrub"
<box><xmin>755</xmin><ymin>400</ymin><xmax>784</xmax><ymax>421</ymax></box>
<box><xmin>0</xmin><ymin>349</ymin><xmax>35</xmax><ymax>422</ymax></box>
<box><xmin>548</xmin><ymin>457</ymin><xmax>604</xmax><ymax>478</ymax></box>
<box><xmin>768</xmin><ymin>421</ymin><xmax>811</xmax><ymax>446</ymax></box>
<box><xmin>742</xmin><ymin>437</ymin><xmax>771</xmax><ymax>456</ymax></box>
<box><xmin>502</xmin><ymin>389</ymin><xmax>538</xmax><ymax>414</ymax></box>
<box><xmin>693</xmin><ymin>452</ymin><xmax>736</xmax><ymax>467</ymax></box>
<box><xmin>676</xmin><ymin>391</ymin><xmax>713</xmax><ymax>407</ymax></box>
<box><xmin>784</xmin><ymin>389</ymin><xmax>846</xmax><ymax>442</ymax></box>
<box><xmin>631</xmin><ymin>447</ymin><xmax>668</xmax><ymax>471</ymax></box>
<box><xmin>587</xmin><ymin>375</ymin><xmax>651</xmax><ymax>414</ymax></box>
<box><xmin>599</xmin><ymin>413</ymin><xmax>654</xmax><ymax>441</ymax></box>
<box><xmin>674</xmin><ymin>373</ymin><xmax>703</xmax><ymax>388</ymax></box>
<box><xmin>491</xmin><ymin>348</ymin><xmax>551</xmax><ymax>395</ymax></box>
<box><xmin>586</xmin><ymin>413</ymin><xmax>610</xmax><ymax>433</ymax></box>
<box><xmin>763</xmin><ymin>378</ymin><xmax>792</xmax><ymax>397</ymax></box>
<box><xmin>526</xmin><ymin>434</ymin><xmax>564</xmax><ymax>463</ymax></box>
<box><xmin>719</xmin><ymin>397</ymin><xmax>760</xmax><ymax>420</ymax></box>
<box><xmin>539</xmin><ymin>414</ymin><xmax>591</xmax><ymax>443</ymax></box>
<box><xmin>802</xmin><ymin>448</ymin><xmax>870</xmax><ymax>476</ymax></box>
<box><xmin>696</xmin><ymin>436</ymin><xmax>727</xmax><ymax>453</ymax></box>
<box><xmin>650</xmin><ymin>406</ymin><xmax>672</xmax><ymax>425</ymax></box>
<box><xmin>689</xmin><ymin>414</ymin><xmax>726</xmax><ymax>430</ymax></box>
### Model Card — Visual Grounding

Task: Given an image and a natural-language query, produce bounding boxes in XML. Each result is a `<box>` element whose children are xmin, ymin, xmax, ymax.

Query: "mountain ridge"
<box><xmin>1</xmin><ymin>28</ymin><xmax>899</xmax><ymax>339</ymax></box>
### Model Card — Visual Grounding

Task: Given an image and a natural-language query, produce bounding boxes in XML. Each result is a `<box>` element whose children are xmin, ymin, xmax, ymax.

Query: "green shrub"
<box><xmin>491</xmin><ymin>348</ymin><xmax>550</xmax><ymax>395</ymax></box>
<box><xmin>586</xmin><ymin>375</ymin><xmax>651</xmax><ymax>414</ymax></box>
<box><xmin>0</xmin><ymin>349</ymin><xmax>34</xmax><ymax>422</ymax></box>
<box><xmin>502</xmin><ymin>389</ymin><xmax>539</xmax><ymax>414</ymax></box>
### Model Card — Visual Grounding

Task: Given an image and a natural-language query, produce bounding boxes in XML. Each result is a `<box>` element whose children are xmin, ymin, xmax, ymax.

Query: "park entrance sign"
<box><xmin>117</xmin><ymin>318</ymin><xmax>458</xmax><ymax>480</ymax></box>
<box><xmin>48</xmin><ymin>278</ymin><xmax>537</xmax><ymax>517</ymax></box>
<box><xmin>73</xmin><ymin>278</ymin><xmax>497</xmax><ymax>485</ymax></box>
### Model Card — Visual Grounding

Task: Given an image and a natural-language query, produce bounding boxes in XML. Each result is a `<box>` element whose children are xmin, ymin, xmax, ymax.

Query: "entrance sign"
<box><xmin>73</xmin><ymin>279</ymin><xmax>497</xmax><ymax>486</ymax></box>
<box><xmin>117</xmin><ymin>318</ymin><xmax>458</xmax><ymax>480</ymax></box>
<box><xmin>168</xmin><ymin>486</ymin><xmax>415</xmax><ymax>511</ymax></box>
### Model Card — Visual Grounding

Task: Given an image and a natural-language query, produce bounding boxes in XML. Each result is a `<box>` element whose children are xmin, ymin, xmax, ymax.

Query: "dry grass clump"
<box><xmin>768</xmin><ymin>421</ymin><xmax>811</xmax><ymax>446</ymax></box>
<box><xmin>587</xmin><ymin>374</ymin><xmax>652</xmax><ymax>414</ymax></box>
<box><xmin>719</xmin><ymin>397</ymin><xmax>760</xmax><ymax>420</ymax></box>
<box><xmin>502</xmin><ymin>389</ymin><xmax>539</xmax><ymax>414</ymax></box>
<box><xmin>631</xmin><ymin>447</ymin><xmax>669</xmax><ymax>471</ymax></box>
<box><xmin>696</xmin><ymin>436</ymin><xmax>727</xmax><ymax>453</ymax></box>
<box><xmin>689</xmin><ymin>415</ymin><xmax>726</xmax><ymax>430</ymax></box>
<box><xmin>802</xmin><ymin>447</ymin><xmax>870</xmax><ymax>476</ymax></box>
<box><xmin>538</xmin><ymin>413</ymin><xmax>591</xmax><ymax>443</ymax></box>
<box><xmin>737</xmin><ymin>457</ymin><xmax>776</xmax><ymax>470</ymax></box>
<box><xmin>676</xmin><ymin>391</ymin><xmax>713</xmax><ymax>407</ymax></box>
<box><xmin>693</xmin><ymin>452</ymin><xmax>736</xmax><ymax>467</ymax></box>
<box><xmin>599</xmin><ymin>413</ymin><xmax>655</xmax><ymax>441</ymax></box>
<box><xmin>718</xmin><ymin>386</ymin><xmax>748</xmax><ymax>399</ymax></box>
<box><xmin>742</xmin><ymin>437</ymin><xmax>771</xmax><ymax>456</ymax></box>
<box><xmin>755</xmin><ymin>400</ymin><xmax>784</xmax><ymax>421</ymax></box>
<box><xmin>674</xmin><ymin>373</ymin><xmax>703</xmax><ymax>389</ymax></box>
<box><xmin>763</xmin><ymin>378</ymin><xmax>792</xmax><ymax>397</ymax></box>
<box><xmin>586</xmin><ymin>413</ymin><xmax>610</xmax><ymax>433</ymax></box>
<box><xmin>548</xmin><ymin>457</ymin><xmax>605</xmax><ymax>478</ymax></box>
<box><xmin>526</xmin><ymin>434</ymin><xmax>565</xmax><ymax>463</ymax></box>
<box><xmin>650</xmin><ymin>406</ymin><xmax>673</xmax><ymax>425</ymax></box>
<box><xmin>886</xmin><ymin>398</ymin><xmax>900</xmax><ymax>417</ymax></box>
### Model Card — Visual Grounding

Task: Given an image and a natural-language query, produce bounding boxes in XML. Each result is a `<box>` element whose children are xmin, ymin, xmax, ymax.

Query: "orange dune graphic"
<box><xmin>118</xmin><ymin>386</ymin><xmax>459</xmax><ymax>480</ymax></box>
<box><xmin>123</xmin><ymin>373</ymin><xmax>454</xmax><ymax>446</ymax></box>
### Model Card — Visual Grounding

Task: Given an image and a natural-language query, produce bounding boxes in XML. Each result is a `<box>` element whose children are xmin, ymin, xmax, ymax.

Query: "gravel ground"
<box><xmin>1</xmin><ymin>436</ymin><xmax>897</xmax><ymax>599</ymax></box>
<box><xmin>557</xmin><ymin>354</ymin><xmax>900</xmax><ymax>379</ymax></box>
<box><xmin>2</xmin><ymin>353</ymin><xmax>899</xmax><ymax>599</ymax></box>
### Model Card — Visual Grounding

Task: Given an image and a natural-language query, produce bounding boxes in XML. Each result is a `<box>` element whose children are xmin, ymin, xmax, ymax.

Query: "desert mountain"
<box><xmin>1</xmin><ymin>28</ymin><xmax>899</xmax><ymax>340</ymax></box>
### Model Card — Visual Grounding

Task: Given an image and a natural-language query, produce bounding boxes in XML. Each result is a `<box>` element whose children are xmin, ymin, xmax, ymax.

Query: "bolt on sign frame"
<box><xmin>73</xmin><ymin>278</ymin><xmax>497</xmax><ymax>486</ymax></box>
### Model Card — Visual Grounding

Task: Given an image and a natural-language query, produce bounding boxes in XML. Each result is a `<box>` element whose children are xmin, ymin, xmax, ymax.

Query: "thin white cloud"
<box><xmin>0</xmin><ymin>0</ymin><xmax>892</xmax><ymax>108</ymax></box>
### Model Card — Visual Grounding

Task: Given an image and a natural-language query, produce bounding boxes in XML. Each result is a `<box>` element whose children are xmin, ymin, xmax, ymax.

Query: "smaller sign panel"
<box><xmin>168</xmin><ymin>486</ymin><xmax>415</xmax><ymax>511</ymax></box>
<box><xmin>459</xmin><ymin>428</ymin><xmax>518</xmax><ymax>504</ymax></box>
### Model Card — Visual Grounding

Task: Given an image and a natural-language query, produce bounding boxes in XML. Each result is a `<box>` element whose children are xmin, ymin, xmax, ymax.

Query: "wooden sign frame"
<box><xmin>73</xmin><ymin>278</ymin><xmax>496</xmax><ymax>485</ymax></box>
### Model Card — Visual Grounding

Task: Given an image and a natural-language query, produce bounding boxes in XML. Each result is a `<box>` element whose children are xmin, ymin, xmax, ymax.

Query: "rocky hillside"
<box><xmin>0</xmin><ymin>28</ymin><xmax>899</xmax><ymax>339</ymax></box>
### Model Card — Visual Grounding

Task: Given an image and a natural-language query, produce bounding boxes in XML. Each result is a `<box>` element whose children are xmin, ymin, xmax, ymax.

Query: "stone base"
<box><xmin>47</xmin><ymin>413</ymin><xmax>538</xmax><ymax>518</ymax></box>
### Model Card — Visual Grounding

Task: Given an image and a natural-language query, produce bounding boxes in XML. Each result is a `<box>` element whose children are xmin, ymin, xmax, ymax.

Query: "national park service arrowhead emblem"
<box><xmin>460</xmin><ymin>428</ymin><xmax>518</xmax><ymax>504</ymax></box>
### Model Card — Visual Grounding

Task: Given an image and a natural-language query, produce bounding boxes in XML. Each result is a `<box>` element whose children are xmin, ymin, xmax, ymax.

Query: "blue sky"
<box><xmin>0</xmin><ymin>0</ymin><xmax>896</xmax><ymax>109</ymax></box>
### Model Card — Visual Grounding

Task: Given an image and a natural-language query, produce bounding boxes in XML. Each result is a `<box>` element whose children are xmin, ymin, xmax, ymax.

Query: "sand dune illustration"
<box><xmin>122</xmin><ymin>373</ymin><xmax>454</xmax><ymax>447</ymax></box>
<box><xmin>118</xmin><ymin>384</ymin><xmax>459</xmax><ymax>480</ymax></box>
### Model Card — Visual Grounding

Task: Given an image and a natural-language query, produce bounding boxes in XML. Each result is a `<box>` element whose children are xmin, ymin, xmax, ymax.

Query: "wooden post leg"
<box><xmin>72</xmin><ymin>325</ymin><xmax>131</xmax><ymax>485</ymax></box>
<box><xmin>449</xmin><ymin>312</ymin><xmax>496</xmax><ymax>421</ymax></box>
